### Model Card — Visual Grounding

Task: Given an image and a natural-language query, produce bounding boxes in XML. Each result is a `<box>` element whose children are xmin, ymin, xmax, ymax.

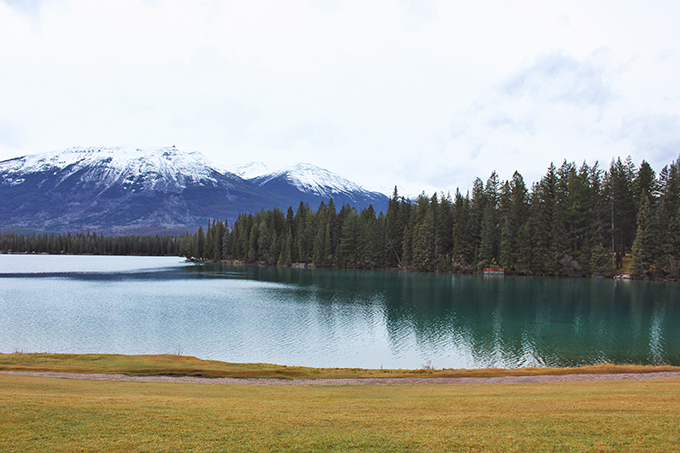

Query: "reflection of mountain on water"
<box><xmin>210</xmin><ymin>264</ymin><xmax>680</xmax><ymax>368</ymax></box>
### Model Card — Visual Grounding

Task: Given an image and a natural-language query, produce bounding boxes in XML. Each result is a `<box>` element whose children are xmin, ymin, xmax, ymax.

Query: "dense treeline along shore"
<box><xmin>182</xmin><ymin>156</ymin><xmax>680</xmax><ymax>280</ymax></box>
<box><xmin>0</xmin><ymin>231</ymin><xmax>186</xmax><ymax>256</ymax></box>
<box><xmin>2</xmin><ymin>156</ymin><xmax>679</xmax><ymax>280</ymax></box>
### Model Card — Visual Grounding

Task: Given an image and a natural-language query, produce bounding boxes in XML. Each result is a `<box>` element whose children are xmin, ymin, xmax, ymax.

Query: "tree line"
<box><xmin>0</xmin><ymin>231</ymin><xmax>186</xmax><ymax>256</ymax></box>
<box><xmin>182</xmin><ymin>156</ymin><xmax>680</xmax><ymax>280</ymax></box>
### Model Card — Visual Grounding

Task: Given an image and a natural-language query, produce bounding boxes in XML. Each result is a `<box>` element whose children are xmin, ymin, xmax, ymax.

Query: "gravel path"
<box><xmin>3</xmin><ymin>370</ymin><xmax>680</xmax><ymax>386</ymax></box>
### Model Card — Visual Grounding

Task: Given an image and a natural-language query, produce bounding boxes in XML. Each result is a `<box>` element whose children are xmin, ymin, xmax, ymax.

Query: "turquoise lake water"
<box><xmin>0</xmin><ymin>254</ymin><xmax>678</xmax><ymax>369</ymax></box>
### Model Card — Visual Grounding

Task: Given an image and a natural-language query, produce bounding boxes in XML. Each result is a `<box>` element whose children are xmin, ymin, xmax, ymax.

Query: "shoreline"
<box><xmin>3</xmin><ymin>369</ymin><xmax>680</xmax><ymax>385</ymax></box>
<box><xmin>2</xmin><ymin>353</ymin><xmax>679</xmax><ymax>381</ymax></box>
<box><xmin>3</xmin><ymin>252</ymin><xmax>678</xmax><ymax>280</ymax></box>
<box><xmin>188</xmin><ymin>257</ymin><xmax>661</xmax><ymax>281</ymax></box>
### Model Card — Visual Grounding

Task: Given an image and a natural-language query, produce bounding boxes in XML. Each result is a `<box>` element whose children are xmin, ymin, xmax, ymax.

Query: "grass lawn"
<box><xmin>1</xmin><ymin>373</ymin><xmax>679</xmax><ymax>452</ymax></box>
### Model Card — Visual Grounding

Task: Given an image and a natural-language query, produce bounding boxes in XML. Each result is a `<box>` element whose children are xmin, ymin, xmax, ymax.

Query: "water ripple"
<box><xmin>1</xmin><ymin>257</ymin><xmax>680</xmax><ymax>368</ymax></box>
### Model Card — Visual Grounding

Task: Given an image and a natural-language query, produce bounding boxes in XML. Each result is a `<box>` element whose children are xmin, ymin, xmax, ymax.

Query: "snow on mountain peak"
<box><xmin>281</xmin><ymin>163</ymin><xmax>364</xmax><ymax>196</ymax></box>
<box><xmin>230</xmin><ymin>161</ymin><xmax>272</xmax><ymax>179</ymax></box>
<box><xmin>240</xmin><ymin>161</ymin><xmax>369</xmax><ymax>197</ymax></box>
<box><xmin>0</xmin><ymin>146</ymin><xmax>227</xmax><ymax>190</ymax></box>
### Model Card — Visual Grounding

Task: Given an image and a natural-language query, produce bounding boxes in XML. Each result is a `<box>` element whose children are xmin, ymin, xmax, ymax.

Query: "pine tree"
<box><xmin>222</xmin><ymin>220</ymin><xmax>230</xmax><ymax>260</ymax></box>
<box><xmin>359</xmin><ymin>205</ymin><xmax>378</xmax><ymax>268</ymax></box>
<box><xmin>590</xmin><ymin>244</ymin><xmax>613</xmax><ymax>277</ymax></box>
<box><xmin>435</xmin><ymin>192</ymin><xmax>454</xmax><ymax>271</ymax></box>
<box><xmin>468</xmin><ymin>178</ymin><xmax>486</xmax><ymax>268</ymax></box>
<box><xmin>196</xmin><ymin>226</ymin><xmax>205</xmax><ymax>259</ymax></box>
<box><xmin>248</xmin><ymin>221</ymin><xmax>259</xmax><ymax>262</ymax></box>
<box><xmin>509</xmin><ymin>172</ymin><xmax>529</xmax><ymax>270</ymax></box>
<box><xmin>452</xmin><ymin>189</ymin><xmax>473</xmax><ymax>266</ymax></box>
<box><xmin>312</xmin><ymin>202</ymin><xmax>328</xmax><ymax>266</ymax></box>
<box><xmin>412</xmin><ymin>208</ymin><xmax>434</xmax><ymax>271</ymax></box>
<box><xmin>478</xmin><ymin>172</ymin><xmax>500</xmax><ymax>265</ymax></box>
<box><xmin>666</xmin><ymin>205</ymin><xmax>680</xmax><ymax>279</ymax></box>
<box><xmin>634</xmin><ymin>161</ymin><xmax>658</xmax><ymax>208</ymax></box>
<box><xmin>606</xmin><ymin>157</ymin><xmax>637</xmax><ymax>268</ymax></box>
<box><xmin>326</xmin><ymin>198</ymin><xmax>338</xmax><ymax>265</ymax></box>
<box><xmin>279</xmin><ymin>232</ymin><xmax>293</xmax><ymax>265</ymax></box>
<box><xmin>498</xmin><ymin>181</ymin><xmax>513</xmax><ymax>269</ymax></box>
<box><xmin>478</xmin><ymin>202</ymin><xmax>496</xmax><ymax>267</ymax></box>
<box><xmin>385</xmin><ymin>187</ymin><xmax>404</xmax><ymax>268</ymax></box>
<box><xmin>257</xmin><ymin>220</ymin><xmax>272</xmax><ymax>262</ymax></box>
<box><xmin>657</xmin><ymin>159</ymin><xmax>680</xmax><ymax>274</ymax></box>
<box><xmin>530</xmin><ymin>164</ymin><xmax>557</xmax><ymax>273</ymax></box>
<box><xmin>631</xmin><ymin>191</ymin><xmax>655</xmax><ymax>278</ymax></box>
<box><xmin>337</xmin><ymin>209</ymin><xmax>360</xmax><ymax>268</ymax></box>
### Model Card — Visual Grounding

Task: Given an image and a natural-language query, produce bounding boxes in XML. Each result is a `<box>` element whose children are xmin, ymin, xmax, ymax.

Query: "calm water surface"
<box><xmin>0</xmin><ymin>254</ymin><xmax>678</xmax><ymax>369</ymax></box>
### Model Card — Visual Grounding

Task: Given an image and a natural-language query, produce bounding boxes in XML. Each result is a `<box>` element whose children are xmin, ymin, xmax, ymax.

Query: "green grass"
<box><xmin>1</xmin><ymin>373</ymin><xmax>679</xmax><ymax>452</ymax></box>
<box><xmin>2</xmin><ymin>353</ymin><xmax>678</xmax><ymax>379</ymax></box>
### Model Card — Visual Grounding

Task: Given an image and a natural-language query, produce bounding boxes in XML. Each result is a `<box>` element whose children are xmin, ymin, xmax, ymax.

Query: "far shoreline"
<box><xmin>188</xmin><ymin>257</ymin><xmax>658</xmax><ymax>282</ymax></box>
<box><xmin>4</xmin><ymin>249</ymin><xmax>679</xmax><ymax>281</ymax></box>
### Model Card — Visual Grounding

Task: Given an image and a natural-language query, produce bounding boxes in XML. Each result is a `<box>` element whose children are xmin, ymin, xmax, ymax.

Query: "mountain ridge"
<box><xmin>0</xmin><ymin>147</ymin><xmax>388</xmax><ymax>234</ymax></box>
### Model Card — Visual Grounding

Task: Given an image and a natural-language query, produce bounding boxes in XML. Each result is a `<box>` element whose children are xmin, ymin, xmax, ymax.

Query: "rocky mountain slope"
<box><xmin>0</xmin><ymin>147</ymin><xmax>387</xmax><ymax>234</ymax></box>
<box><xmin>233</xmin><ymin>162</ymin><xmax>388</xmax><ymax>211</ymax></box>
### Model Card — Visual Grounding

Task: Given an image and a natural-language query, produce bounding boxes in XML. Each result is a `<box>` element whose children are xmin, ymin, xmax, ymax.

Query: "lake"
<box><xmin>0</xmin><ymin>254</ymin><xmax>678</xmax><ymax>369</ymax></box>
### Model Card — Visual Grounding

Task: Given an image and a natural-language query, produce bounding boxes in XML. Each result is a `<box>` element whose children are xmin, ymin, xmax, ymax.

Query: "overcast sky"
<box><xmin>1</xmin><ymin>0</ymin><xmax>680</xmax><ymax>196</ymax></box>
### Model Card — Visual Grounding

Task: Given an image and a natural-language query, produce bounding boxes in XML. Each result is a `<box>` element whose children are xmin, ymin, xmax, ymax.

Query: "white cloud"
<box><xmin>3</xmin><ymin>0</ymin><xmax>51</xmax><ymax>17</ymax></box>
<box><xmin>0</xmin><ymin>118</ymin><xmax>26</xmax><ymax>148</ymax></box>
<box><xmin>620</xmin><ymin>114</ymin><xmax>680</xmax><ymax>165</ymax></box>
<box><xmin>501</xmin><ymin>51</ymin><xmax>614</xmax><ymax>107</ymax></box>
<box><xmin>1</xmin><ymin>0</ymin><xmax>680</xmax><ymax>196</ymax></box>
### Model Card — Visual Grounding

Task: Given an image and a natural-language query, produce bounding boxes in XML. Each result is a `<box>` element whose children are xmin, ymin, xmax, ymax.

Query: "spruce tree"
<box><xmin>631</xmin><ymin>191</ymin><xmax>655</xmax><ymax>278</ymax></box>
<box><xmin>196</xmin><ymin>226</ymin><xmax>205</xmax><ymax>259</ymax></box>
<box><xmin>385</xmin><ymin>187</ymin><xmax>404</xmax><ymax>267</ymax></box>
<box><xmin>606</xmin><ymin>157</ymin><xmax>637</xmax><ymax>266</ymax></box>
<box><xmin>221</xmin><ymin>220</ymin><xmax>230</xmax><ymax>260</ymax></box>
<box><xmin>412</xmin><ymin>208</ymin><xmax>434</xmax><ymax>271</ymax></box>
<box><xmin>435</xmin><ymin>192</ymin><xmax>454</xmax><ymax>270</ymax></box>
<box><xmin>452</xmin><ymin>189</ymin><xmax>473</xmax><ymax>266</ymax></box>
<box><xmin>337</xmin><ymin>209</ymin><xmax>360</xmax><ymax>268</ymax></box>
<box><xmin>478</xmin><ymin>203</ymin><xmax>496</xmax><ymax>267</ymax></box>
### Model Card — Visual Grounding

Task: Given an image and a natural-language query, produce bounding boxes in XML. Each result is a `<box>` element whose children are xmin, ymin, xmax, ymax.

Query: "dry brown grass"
<box><xmin>1</xmin><ymin>353</ymin><xmax>677</xmax><ymax>379</ymax></box>
<box><xmin>1</xmin><ymin>373</ymin><xmax>679</xmax><ymax>452</ymax></box>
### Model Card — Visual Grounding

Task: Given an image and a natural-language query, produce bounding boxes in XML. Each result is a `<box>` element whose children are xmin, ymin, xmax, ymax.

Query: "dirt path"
<box><xmin>3</xmin><ymin>370</ymin><xmax>680</xmax><ymax>385</ymax></box>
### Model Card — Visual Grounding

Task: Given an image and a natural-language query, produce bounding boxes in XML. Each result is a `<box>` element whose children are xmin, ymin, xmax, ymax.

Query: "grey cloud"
<box><xmin>396</xmin><ymin>157</ymin><xmax>471</xmax><ymax>196</ymax></box>
<box><xmin>267</xmin><ymin>119</ymin><xmax>345</xmax><ymax>150</ymax></box>
<box><xmin>399</xmin><ymin>0</ymin><xmax>438</xmax><ymax>30</ymax></box>
<box><xmin>310</xmin><ymin>0</ymin><xmax>342</xmax><ymax>13</ymax></box>
<box><xmin>486</xmin><ymin>112</ymin><xmax>534</xmax><ymax>133</ymax></box>
<box><xmin>2</xmin><ymin>0</ymin><xmax>52</xmax><ymax>16</ymax></box>
<box><xmin>501</xmin><ymin>51</ymin><xmax>613</xmax><ymax>107</ymax></box>
<box><xmin>620</xmin><ymin>114</ymin><xmax>680</xmax><ymax>165</ymax></box>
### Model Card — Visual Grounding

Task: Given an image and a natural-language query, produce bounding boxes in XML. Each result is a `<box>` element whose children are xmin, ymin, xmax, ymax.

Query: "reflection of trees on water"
<box><xmin>212</xmin><ymin>264</ymin><xmax>680</xmax><ymax>367</ymax></box>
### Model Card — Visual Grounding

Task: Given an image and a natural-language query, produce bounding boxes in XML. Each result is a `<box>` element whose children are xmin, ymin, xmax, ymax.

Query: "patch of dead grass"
<box><xmin>0</xmin><ymin>373</ymin><xmax>678</xmax><ymax>452</ymax></box>
<box><xmin>0</xmin><ymin>353</ymin><xmax>677</xmax><ymax>379</ymax></box>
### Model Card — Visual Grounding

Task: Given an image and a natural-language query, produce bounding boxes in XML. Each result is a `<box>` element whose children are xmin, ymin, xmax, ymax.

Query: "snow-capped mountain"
<box><xmin>1</xmin><ymin>146</ymin><xmax>227</xmax><ymax>192</ymax></box>
<box><xmin>0</xmin><ymin>148</ymin><xmax>388</xmax><ymax>234</ymax></box>
<box><xmin>0</xmin><ymin>147</ymin><xmax>283</xmax><ymax>234</ymax></box>
<box><xmin>234</xmin><ymin>162</ymin><xmax>389</xmax><ymax>211</ymax></box>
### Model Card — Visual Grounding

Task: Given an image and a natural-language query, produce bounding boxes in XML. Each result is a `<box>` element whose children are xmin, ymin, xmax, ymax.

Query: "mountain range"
<box><xmin>0</xmin><ymin>147</ymin><xmax>388</xmax><ymax>234</ymax></box>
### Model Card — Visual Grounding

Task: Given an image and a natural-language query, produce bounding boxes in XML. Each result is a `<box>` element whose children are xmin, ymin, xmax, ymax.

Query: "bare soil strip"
<box><xmin>3</xmin><ymin>370</ymin><xmax>680</xmax><ymax>385</ymax></box>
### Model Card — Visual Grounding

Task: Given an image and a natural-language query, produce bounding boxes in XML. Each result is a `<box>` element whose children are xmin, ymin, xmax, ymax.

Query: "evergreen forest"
<box><xmin>181</xmin><ymin>156</ymin><xmax>680</xmax><ymax>280</ymax></box>
<box><xmin>2</xmin><ymin>156</ymin><xmax>679</xmax><ymax>280</ymax></box>
<box><xmin>0</xmin><ymin>231</ymin><xmax>185</xmax><ymax>256</ymax></box>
